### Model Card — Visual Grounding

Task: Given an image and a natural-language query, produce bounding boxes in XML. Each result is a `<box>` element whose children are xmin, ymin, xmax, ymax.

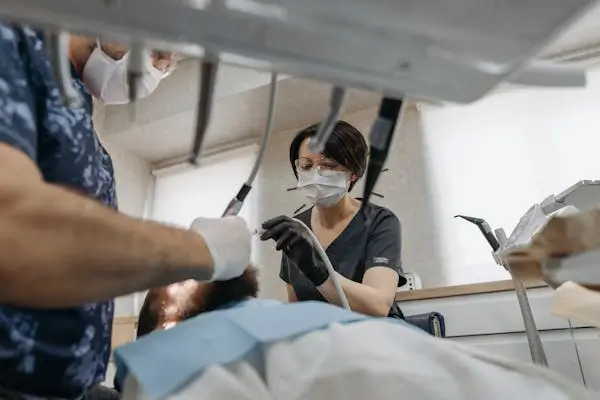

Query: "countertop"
<box><xmin>109</xmin><ymin>279</ymin><xmax>548</xmax><ymax>352</ymax></box>
<box><xmin>112</xmin><ymin>278</ymin><xmax>548</xmax><ymax>327</ymax></box>
<box><xmin>394</xmin><ymin>278</ymin><xmax>547</xmax><ymax>302</ymax></box>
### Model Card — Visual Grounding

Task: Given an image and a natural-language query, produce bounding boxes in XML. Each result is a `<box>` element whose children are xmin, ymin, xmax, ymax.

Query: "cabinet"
<box><xmin>105</xmin><ymin>317</ymin><xmax>137</xmax><ymax>387</ymax></box>
<box><xmin>571</xmin><ymin>328</ymin><xmax>600</xmax><ymax>390</ymax></box>
<box><xmin>452</xmin><ymin>331</ymin><xmax>584</xmax><ymax>385</ymax></box>
<box><xmin>400</xmin><ymin>287</ymin><xmax>598</xmax><ymax>389</ymax></box>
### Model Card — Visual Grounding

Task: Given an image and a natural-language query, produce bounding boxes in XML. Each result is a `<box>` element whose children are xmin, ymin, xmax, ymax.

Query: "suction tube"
<box><xmin>292</xmin><ymin>218</ymin><xmax>351</xmax><ymax>310</ymax></box>
<box><xmin>456</xmin><ymin>215</ymin><xmax>548</xmax><ymax>367</ymax></box>
<box><xmin>495</xmin><ymin>229</ymin><xmax>548</xmax><ymax>367</ymax></box>
<box><xmin>221</xmin><ymin>72</ymin><xmax>278</xmax><ymax>217</ymax></box>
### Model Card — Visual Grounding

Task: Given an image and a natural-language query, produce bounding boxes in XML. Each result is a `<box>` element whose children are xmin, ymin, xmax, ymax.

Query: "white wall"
<box><xmin>420</xmin><ymin>69</ymin><xmax>600</xmax><ymax>286</ymax></box>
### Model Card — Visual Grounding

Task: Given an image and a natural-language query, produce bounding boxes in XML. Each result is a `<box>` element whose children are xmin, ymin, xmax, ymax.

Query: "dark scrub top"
<box><xmin>0</xmin><ymin>25</ymin><xmax>117</xmax><ymax>398</ymax></box>
<box><xmin>280</xmin><ymin>203</ymin><xmax>406</xmax><ymax>304</ymax></box>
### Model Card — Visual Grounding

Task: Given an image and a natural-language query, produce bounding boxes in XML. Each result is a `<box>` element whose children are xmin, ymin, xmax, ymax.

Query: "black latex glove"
<box><xmin>260</xmin><ymin>215</ymin><xmax>329</xmax><ymax>286</ymax></box>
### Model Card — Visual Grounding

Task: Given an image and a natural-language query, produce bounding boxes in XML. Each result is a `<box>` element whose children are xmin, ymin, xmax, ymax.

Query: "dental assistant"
<box><xmin>0</xmin><ymin>26</ymin><xmax>251</xmax><ymax>399</ymax></box>
<box><xmin>261</xmin><ymin>121</ymin><xmax>406</xmax><ymax>317</ymax></box>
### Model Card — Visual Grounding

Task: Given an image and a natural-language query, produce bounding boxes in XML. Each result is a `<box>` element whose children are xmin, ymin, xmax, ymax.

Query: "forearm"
<box><xmin>317</xmin><ymin>273</ymin><xmax>391</xmax><ymax>316</ymax></box>
<box><xmin>0</xmin><ymin>181</ymin><xmax>214</xmax><ymax>308</ymax></box>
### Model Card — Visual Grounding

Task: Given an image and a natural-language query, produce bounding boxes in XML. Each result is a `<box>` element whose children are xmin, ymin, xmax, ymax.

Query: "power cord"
<box><xmin>221</xmin><ymin>72</ymin><xmax>278</xmax><ymax>217</ymax></box>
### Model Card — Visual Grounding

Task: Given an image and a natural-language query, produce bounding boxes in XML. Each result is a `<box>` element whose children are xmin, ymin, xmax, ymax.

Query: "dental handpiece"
<box><xmin>45</xmin><ymin>31</ymin><xmax>81</xmax><ymax>108</ymax></box>
<box><xmin>251</xmin><ymin>228</ymin><xmax>265</xmax><ymax>237</ymax></box>
<box><xmin>308</xmin><ymin>86</ymin><xmax>346</xmax><ymax>153</ymax></box>
<box><xmin>127</xmin><ymin>43</ymin><xmax>145</xmax><ymax>103</ymax></box>
<box><xmin>189</xmin><ymin>59</ymin><xmax>218</xmax><ymax>165</ymax></box>
<box><xmin>454</xmin><ymin>215</ymin><xmax>500</xmax><ymax>251</ymax></box>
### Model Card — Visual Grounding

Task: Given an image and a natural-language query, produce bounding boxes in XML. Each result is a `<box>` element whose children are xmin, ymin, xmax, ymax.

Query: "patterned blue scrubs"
<box><xmin>0</xmin><ymin>24</ymin><xmax>117</xmax><ymax>398</ymax></box>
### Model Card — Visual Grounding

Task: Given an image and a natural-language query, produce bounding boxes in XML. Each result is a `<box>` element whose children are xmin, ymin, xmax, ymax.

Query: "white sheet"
<box><xmin>123</xmin><ymin>319</ymin><xmax>596</xmax><ymax>400</ymax></box>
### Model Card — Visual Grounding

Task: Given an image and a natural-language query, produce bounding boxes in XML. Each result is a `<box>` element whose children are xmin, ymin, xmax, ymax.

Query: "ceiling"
<box><xmin>100</xmin><ymin>3</ymin><xmax>600</xmax><ymax>164</ymax></box>
<box><xmin>102</xmin><ymin>76</ymin><xmax>380</xmax><ymax>163</ymax></box>
<box><xmin>540</xmin><ymin>2</ymin><xmax>600</xmax><ymax>56</ymax></box>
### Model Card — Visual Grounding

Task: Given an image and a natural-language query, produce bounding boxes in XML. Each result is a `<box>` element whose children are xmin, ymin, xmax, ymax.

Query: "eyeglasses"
<box><xmin>295</xmin><ymin>157</ymin><xmax>341</xmax><ymax>172</ymax></box>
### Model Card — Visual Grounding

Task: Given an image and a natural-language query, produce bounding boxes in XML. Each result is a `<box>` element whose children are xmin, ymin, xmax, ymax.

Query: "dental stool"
<box><xmin>405</xmin><ymin>312</ymin><xmax>446</xmax><ymax>338</ymax></box>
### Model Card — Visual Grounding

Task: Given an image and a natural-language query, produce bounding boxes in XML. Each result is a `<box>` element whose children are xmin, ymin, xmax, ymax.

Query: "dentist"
<box><xmin>0</xmin><ymin>26</ymin><xmax>251</xmax><ymax>399</ymax></box>
<box><xmin>261</xmin><ymin>121</ymin><xmax>405</xmax><ymax>317</ymax></box>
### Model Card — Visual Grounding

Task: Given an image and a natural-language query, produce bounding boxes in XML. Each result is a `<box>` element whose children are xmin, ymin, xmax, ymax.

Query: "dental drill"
<box><xmin>127</xmin><ymin>43</ymin><xmax>145</xmax><ymax>103</ymax></box>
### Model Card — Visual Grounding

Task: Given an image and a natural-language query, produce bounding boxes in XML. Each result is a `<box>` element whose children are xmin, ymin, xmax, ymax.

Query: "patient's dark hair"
<box><xmin>136</xmin><ymin>267</ymin><xmax>259</xmax><ymax>338</ymax></box>
<box><xmin>289</xmin><ymin>120</ymin><xmax>368</xmax><ymax>191</ymax></box>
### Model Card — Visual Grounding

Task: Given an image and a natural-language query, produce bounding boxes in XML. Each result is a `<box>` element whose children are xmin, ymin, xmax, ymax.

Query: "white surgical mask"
<box><xmin>297</xmin><ymin>169</ymin><xmax>351</xmax><ymax>208</ymax></box>
<box><xmin>82</xmin><ymin>45</ymin><xmax>168</xmax><ymax>105</ymax></box>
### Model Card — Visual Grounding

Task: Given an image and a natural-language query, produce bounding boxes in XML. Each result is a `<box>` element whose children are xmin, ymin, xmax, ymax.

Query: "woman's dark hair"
<box><xmin>289</xmin><ymin>120</ymin><xmax>368</xmax><ymax>191</ymax></box>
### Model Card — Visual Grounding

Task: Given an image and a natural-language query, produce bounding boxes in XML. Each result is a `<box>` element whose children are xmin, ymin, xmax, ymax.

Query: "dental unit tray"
<box><xmin>0</xmin><ymin>0</ymin><xmax>594</xmax><ymax>104</ymax></box>
<box><xmin>498</xmin><ymin>180</ymin><xmax>600</xmax><ymax>288</ymax></box>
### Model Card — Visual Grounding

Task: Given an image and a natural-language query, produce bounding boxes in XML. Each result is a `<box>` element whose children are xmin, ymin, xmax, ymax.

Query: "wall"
<box><xmin>254</xmin><ymin>106</ymin><xmax>443</xmax><ymax>299</ymax></box>
<box><xmin>419</xmin><ymin>68</ymin><xmax>600</xmax><ymax>286</ymax></box>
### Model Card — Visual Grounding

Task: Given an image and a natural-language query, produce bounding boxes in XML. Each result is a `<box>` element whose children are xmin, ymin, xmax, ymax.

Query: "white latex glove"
<box><xmin>190</xmin><ymin>216</ymin><xmax>251</xmax><ymax>281</ymax></box>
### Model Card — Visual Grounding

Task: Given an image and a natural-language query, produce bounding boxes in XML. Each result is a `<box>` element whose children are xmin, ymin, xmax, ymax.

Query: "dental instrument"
<box><xmin>189</xmin><ymin>59</ymin><xmax>219</xmax><ymax>165</ymax></box>
<box><xmin>44</xmin><ymin>31</ymin><xmax>81</xmax><ymax>108</ymax></box>
<box><xmin>127</xmin><ymin>43</ymin><xmax>146</xmax><ymax>104</ymax></box>
<box><xmin>307</xmin><ymin>87</ymin><xmax>347</xmax><ymax>154</ymax></box>
<box><xmin>252</xmin><ymin>218</ymin><xmax>352</xmax><ymax>311</ymax></box>
<box><xmin>361</xmin><ymin>98</ymin><xmax>404</xmax><ymax>209</ymax></box>
<box><xmin>221</xmin><ymin>72</ymin><xmax>278</xmax><ymax>217</ymax></box>
<box><xmin>294</xmin><ymin>217</ymin><xmax>350</xmax><ymax>310</ymax></box>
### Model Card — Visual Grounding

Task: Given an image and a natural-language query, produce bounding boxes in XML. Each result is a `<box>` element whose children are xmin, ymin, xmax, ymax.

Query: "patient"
<box><xmin>136</xmin><ymin>267</ymin><xmax>260</xmax><ymax>338</ymax></box>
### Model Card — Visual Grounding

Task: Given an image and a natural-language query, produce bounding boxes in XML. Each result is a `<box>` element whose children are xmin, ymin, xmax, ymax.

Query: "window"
<box><xmin>151</xmin><ymin>145</ymin><xmax>258</xmax><ymax>228</ymax></box>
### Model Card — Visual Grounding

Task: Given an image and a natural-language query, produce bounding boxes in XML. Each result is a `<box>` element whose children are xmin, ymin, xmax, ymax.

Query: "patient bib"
<box><xmin>114</xmin><ymin>300</ymin><xmax>396</xmax><ymax>400</ymax></box>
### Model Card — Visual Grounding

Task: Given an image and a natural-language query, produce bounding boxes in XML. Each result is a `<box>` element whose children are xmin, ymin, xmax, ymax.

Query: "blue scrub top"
<box><xmin>0</xmin><ymin>24</ymin><xmax>117</xmax><ymax>398</ymax></box>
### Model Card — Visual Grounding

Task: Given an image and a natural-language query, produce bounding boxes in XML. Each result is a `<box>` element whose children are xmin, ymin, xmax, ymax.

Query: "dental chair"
<box><xmin>404</xmin><ymin>311</ymin><xmax>446</xmax><ymax>338</ymax></box>
<box><xmin>389</xmin><ymin>300</ymin><xmax>446</xmax><ymax>338</ymax></box>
